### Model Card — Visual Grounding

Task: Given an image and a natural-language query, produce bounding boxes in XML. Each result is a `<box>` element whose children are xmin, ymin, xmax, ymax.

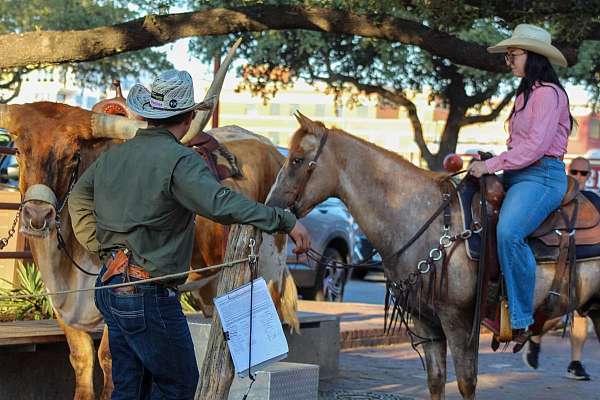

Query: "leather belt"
<box><xmin>533</xmin><ymin>155</ymin><xmax>564</xmax><ymax>166</ymax></box>
<box><xmin>101</xmin><ymin>249</ymin><xmax>150</xmax><ymax>283</ymax></box>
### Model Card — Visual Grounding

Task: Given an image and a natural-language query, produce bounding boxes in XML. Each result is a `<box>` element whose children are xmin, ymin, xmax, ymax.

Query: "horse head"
<box><xmin>267</xmin><ymin>111</ymin><xmax>339</xmax><ymax>217</ymax></box>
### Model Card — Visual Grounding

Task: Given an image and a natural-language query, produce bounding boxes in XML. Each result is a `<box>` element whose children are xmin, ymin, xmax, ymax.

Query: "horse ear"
<box><xmin>294</xmin><ymin>111</ymin><xmax>323</xmax><ymax>136</ymax></box>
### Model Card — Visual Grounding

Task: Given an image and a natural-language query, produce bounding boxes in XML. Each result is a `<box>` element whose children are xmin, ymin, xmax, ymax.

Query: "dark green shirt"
<box><xmin>68</xmin><ymin>127</ymin><xmax>296</xmax><ymax>279</ymax></box>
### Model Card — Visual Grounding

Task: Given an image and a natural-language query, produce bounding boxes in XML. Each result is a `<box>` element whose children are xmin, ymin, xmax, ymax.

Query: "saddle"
<box><xmin>463</xmin><ymin>173</ymin><xmax>600</xmax><ymax>343</ymax></box>
<box><xmin>92</xmin><ymin>81</ymin><xmax>241</xmax><ymax>182</ymax></box>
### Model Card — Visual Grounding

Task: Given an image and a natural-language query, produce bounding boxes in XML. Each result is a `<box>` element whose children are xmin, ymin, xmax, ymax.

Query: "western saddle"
<box><xmin>471</xmin><ymin>172</ymin><xmax>600</xmax><ymax>343</ymax></box>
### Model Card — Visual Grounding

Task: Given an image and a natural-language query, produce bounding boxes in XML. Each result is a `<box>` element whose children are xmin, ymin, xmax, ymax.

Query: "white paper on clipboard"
<box><xmin>213</xmin><ymin>277</ymin><xmax>288</xmax><ymax>375</ymax></box>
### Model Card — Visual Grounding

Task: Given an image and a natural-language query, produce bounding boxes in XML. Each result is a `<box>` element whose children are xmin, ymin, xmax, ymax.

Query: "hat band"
<box><xmin>143</xmin><ymin>101</ymin><xmax>194</xmax><ymax>112</ymax></box>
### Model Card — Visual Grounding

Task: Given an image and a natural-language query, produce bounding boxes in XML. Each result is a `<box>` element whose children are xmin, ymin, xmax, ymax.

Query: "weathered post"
<box><xmin>197</xmin><ymin>224</ymin><xmax>260</xmax><ymax>399</ymax></box>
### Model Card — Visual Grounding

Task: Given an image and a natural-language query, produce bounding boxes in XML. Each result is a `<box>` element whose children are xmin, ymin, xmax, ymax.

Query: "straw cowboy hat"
<box><xmin>487</xmin><ymin>24</ymin><xmax>568</xmax><ymax>67</ymax></box>
<box><xmin>126</xmin><ymin>69</ymin><xmax>215</xmax><ymax>119</ymax></box>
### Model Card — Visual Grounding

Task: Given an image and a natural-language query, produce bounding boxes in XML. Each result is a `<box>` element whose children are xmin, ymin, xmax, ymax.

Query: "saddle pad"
<box><xmin>455</xmin><ymin>178</ymin><xmax>600</xmax><ymax>262</ymax></box>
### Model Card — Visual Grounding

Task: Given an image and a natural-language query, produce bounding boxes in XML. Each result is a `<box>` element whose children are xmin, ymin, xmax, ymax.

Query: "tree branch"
<box><xmin>460</xmin><ymin>89</ymin><xmax>515</xmax><ymax>126</ymax></box>
<box><xmin>0</xmin><ymin>5</ymin><xmax>521</xmax><ymax>72</ymax></box>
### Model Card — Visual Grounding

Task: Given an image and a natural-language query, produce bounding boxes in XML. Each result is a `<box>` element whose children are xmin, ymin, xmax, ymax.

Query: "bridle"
<box><xmin>289</xmin><ymin>130</ymin><xmax>329</xmax><ymax>216</ymax></box>
<box><xmin>19</xmin><ymin>152</ymin><xmax>97</xmax><ymax>276</ymax></box>
<box><xmin>53</xmin><ymin>152</ymin><xmax>97</xmax><ymax>276</ymax></box>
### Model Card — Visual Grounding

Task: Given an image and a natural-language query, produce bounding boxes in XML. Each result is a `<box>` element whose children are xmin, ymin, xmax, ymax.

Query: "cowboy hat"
<box><xmin>126</xmin><ymin>69</ymin><xmax>215</xmax><ymax>119</ymax></box>
<box><xmin>487</xmin><ymin>24</ymin><xmax>567</xmax><ymax>67</ymax></box>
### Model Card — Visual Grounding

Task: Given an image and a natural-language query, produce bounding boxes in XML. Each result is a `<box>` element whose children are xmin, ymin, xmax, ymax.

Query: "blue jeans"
<box><xmin>95</xmin><ymin>267</ymin><xmax>199</xmax><ymax>399</ymax></box>
<box><xmin>497</xmin><ymin>157</ymin><xmax>567</xmax><ymax>329</ymax></box>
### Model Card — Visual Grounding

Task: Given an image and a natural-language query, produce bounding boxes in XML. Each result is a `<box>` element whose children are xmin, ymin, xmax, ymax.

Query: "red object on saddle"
<box><xmin>443</xmin><ymin>153</ymin><xmax>463</xmax><ymax>173</ymax></box>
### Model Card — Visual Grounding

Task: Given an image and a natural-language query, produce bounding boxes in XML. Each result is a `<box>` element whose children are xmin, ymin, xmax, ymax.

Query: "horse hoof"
<box><xmin>491</xmin><ymin>336</ymin><xmax>500</xmax><ymax>352</ymax></box>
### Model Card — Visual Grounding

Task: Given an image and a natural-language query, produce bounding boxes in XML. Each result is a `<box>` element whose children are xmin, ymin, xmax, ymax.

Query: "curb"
<box><xmin>340</xmin><ymin>328</ymin><xmax>409</xmax><ymax>349</ymax></box>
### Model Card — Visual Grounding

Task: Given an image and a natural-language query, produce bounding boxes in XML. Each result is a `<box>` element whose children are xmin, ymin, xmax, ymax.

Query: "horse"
<box><xmin>266</xmin><ymin>112</ymin><xmax>600</xmax><ymax>399</ymax></box>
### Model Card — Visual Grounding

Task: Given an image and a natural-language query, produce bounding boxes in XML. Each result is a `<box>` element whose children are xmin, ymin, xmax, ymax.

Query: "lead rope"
<box><xmin>242</xmin><ymin>238</ymin><xmax>258</xmax><ymax>400</ymax></box>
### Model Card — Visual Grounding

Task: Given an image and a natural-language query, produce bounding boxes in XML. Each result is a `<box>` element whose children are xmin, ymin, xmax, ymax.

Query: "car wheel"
<box><xmin>312</xmin><ymin>247</ymin><xmax>348</xmax><ymax>302</ymax></box>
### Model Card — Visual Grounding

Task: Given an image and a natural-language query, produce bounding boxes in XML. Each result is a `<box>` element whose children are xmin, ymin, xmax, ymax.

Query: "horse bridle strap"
<box><xmin>290</xmin><ymin>130</ymin><xmax>329</xmax><ymax>216</ymax></box>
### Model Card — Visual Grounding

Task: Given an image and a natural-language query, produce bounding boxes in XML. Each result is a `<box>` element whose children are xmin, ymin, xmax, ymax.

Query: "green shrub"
<box><xmin>0</xmin><ymin>263</ymin><xmax>53</xmax><ymax>321</ymax></box>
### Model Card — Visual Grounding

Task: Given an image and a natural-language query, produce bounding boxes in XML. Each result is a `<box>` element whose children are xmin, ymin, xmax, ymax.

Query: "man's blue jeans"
<box><xmin>497</xmin><ymin>157</ymin><xmax>567</xmax><ymax>329</ymax></box>
<box><xmin>95</xmin><ymin>267</ymin><xmax>199</xmax><ymax>399</ymax></box>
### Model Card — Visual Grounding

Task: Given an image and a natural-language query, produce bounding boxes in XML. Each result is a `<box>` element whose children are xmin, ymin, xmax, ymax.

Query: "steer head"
<box><xmin>267</xmin><ymin>112</ymin><xmax>338</xmax><ymax>217</ymax></box>
<box><xmin>0</xmin><ymin>102</ymin><xmax>145</xmax><ymax>238</ymax></box>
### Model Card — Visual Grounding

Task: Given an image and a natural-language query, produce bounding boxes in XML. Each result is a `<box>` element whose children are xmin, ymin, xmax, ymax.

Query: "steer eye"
<box><xmin>291</xmin><ymin>158</ymin><xmax>304</xmax><ymax>166</ymax></box>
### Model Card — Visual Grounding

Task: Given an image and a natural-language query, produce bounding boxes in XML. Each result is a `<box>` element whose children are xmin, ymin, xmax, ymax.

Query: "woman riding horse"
<box><xmin>469</xmin><ymin>24</ymin><xmax>575</xmax><ymax>342</ymax></box>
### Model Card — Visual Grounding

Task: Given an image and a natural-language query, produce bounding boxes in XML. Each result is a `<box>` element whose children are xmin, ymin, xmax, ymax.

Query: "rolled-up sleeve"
<box><xmin>485</xmin><ymin>87</ymin><xmax>561</xmax><ymax>173</ymax></box>
<box><xmin>68</xmin><ymin>160</ymin><xmax>101</xmax><ymax>253</ymax></box>
<box><xmin>170</xmin><ymin>154</ymin><xmax>296</xmax><ymax>233</ymax></box>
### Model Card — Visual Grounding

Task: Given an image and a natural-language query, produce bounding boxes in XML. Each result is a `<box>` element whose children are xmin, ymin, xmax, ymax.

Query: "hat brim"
<box><xmin>126</xmin><ymin>84</ymin><xmax>214</xmax><ymax>120</ymax></box>
<box><xmin>487</xmin><ymin>37</ymin><xmax>568</xmax><ymax>67</ymax></box>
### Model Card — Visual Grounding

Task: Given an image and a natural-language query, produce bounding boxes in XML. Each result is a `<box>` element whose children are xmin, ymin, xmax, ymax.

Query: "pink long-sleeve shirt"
<box><xmin>485</xmin><ymin>83</ymin><xmax>570</xmax><ymax>173</ymax></box>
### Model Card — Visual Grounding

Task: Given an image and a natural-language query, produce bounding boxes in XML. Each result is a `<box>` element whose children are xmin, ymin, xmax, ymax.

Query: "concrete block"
<box><xmin>228</xmin><ymin>362</ymin><xmax>319</xmax><ymax>400</ymax></box>
<box><xmin>188</xmin><ymin>311</ymin><xmax>339</xmax><ymax>380</ymax></box>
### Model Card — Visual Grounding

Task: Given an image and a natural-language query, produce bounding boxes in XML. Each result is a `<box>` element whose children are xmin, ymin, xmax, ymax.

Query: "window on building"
<box><xmin>270</xmin><ymin>103</ymin><xmax>281</xmax><ymax>116</ymax></box>
<box><xmin>315</xmin><ymin>104</ymin><xmax>326</xmax><ymax>117</ymax></box>
<box><xmin>590</xmin><ymin>119</ymin><xmax>600</xmax><ymax>140</ymax></box>
<box><xmin>376</xmin><ymin>104</ymin><xmax>399</xmax><ymax>119</ymax></box>
<box><xmin>356</xmin><ymin>105</ymin><xmax>369</xmax><ymax>118</ymax></box>
<box><xmin>245</xmin><ymin>104</ymin><xmax>258</xmax><ymax>115</ymax></box>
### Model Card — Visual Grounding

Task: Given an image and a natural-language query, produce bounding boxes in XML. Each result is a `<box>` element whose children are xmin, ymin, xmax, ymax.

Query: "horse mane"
<box><xmin>290</xmin><ymin>120</ymin><xmax>446</xmax><ymax>182</ymax></box>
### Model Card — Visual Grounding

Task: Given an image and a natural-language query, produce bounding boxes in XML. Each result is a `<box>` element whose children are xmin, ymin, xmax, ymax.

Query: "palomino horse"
<box><xmin>267</xmin><ymin>112</ymin><xmax>600</xmax><ymax>399</ymax></box>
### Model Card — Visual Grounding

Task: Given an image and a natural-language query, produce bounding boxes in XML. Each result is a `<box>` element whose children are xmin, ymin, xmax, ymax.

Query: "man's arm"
<box><xmin>68</xmin><ymin>160</ymin><xmax>101</xmax><ymax>253</ymax></box>
<box><xmin>171</xmin><ymin>154</ymin><xmax>296</xmax><ymax>234</ymax></box>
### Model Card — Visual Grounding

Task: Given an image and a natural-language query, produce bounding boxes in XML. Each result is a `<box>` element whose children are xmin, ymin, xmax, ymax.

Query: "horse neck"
<box><xmin>330</xmin><ymin>133</ymin><xmax>443</xmax><ymax>257</ymax></box>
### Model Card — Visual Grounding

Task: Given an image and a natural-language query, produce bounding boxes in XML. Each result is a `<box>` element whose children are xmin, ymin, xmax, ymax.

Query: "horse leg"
<box><xmin>98</xmin><ymin>325</ymin><xmax>113</xmax><ymax>400</ymax></box>
<box><xmin>438</xmin><ymin>308</ymin><xmax>478</xmax><ymax>400</ymax></box>
<box><xmin>57</xmin><ymin>317</ymin><xmax>96</xmax><ymax>400</ymax></box>
<box><xmin>413</xmin><ymin>318</ymin><xmax>448</xmax><ymax>400</ymax></box>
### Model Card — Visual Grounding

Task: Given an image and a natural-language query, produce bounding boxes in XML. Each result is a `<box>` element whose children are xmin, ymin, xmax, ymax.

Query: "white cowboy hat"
<box><xmin>126</xmin><ymin>69</ymin><xmax>214</xmax><ymax>119</ymax></box>
<box><xmin>487</xmin><ymin>24</ymin><xmax>568</xmax><ymax>67</ymax></box>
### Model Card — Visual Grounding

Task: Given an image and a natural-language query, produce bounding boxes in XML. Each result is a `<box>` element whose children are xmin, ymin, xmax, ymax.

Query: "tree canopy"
<box><xmin>0</xmin><ymin>0</ymin><xmax>171</xmax><ymax>102</ymax></box>
<box><xmin>0</xmin><ymin>0</ymin><xmax>598</xmax><ymax>168</ymax></box>
<box><xmin>189</xmin><ymin>0</ymin><xmax>600</xmax><ymax>168</ymax></box>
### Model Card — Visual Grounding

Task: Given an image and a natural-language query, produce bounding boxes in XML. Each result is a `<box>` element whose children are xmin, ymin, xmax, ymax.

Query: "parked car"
<box><xmin>277</xmin><ymin>147</ymin><xmax>366</xmax><ymax>301</ymax></box>
<box><xmin>351</xmin><ymin>227</ymin><xmax>383</xmax><ymax>280</ymax></box>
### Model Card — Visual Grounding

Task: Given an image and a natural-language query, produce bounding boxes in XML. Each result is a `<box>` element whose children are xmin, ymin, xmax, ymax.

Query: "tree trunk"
<box><xmin>197</xmin><ymin>224</ymin><xmax>261</xmax><ymax>399</ymax></box>
<box><xmin>422</xmin><ymin>103</ymin><xmax>465</xmax><ymax>171</ymax></box>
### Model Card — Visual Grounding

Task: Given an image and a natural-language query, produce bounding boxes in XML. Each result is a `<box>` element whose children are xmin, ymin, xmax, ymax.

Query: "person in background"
<box><xmin>523</xmin><ymin>156</ymin><xmax>597</xmax><ymax>380</ymax></box>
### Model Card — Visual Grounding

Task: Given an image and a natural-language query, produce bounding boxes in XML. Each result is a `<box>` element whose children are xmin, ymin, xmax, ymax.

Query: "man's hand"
<box><xmin>469</xmin><ymin>160</ymin><xmax>490</xmax><ymax>178</ymax></box>
<box><xmin>288</xmin><ymin>222</ymin><xmax>311</xmax><ymax>254</ymax></box>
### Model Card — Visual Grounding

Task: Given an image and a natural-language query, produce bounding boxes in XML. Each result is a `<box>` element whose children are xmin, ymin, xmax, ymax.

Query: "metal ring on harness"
<box><xmin>439</xmin><ymin>235</ymin><xmax>453</xmax><ymax>248</ymax></box>
<box><xmin>417</xmin><ymin>260</ymin><xmax>431</xmax><ymax>274</ymax></box>
<box><xmin>429</xmin><ymin>248</ymin><xmax>443</xmax><ymax>261</ymax></box>
<box><xmin>554</xmin><ymin>229</ymin><xmax>575</xmax><ymax>237</ymax></box>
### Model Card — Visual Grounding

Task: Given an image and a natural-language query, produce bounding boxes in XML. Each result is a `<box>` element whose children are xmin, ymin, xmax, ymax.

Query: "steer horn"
<box><xmin>180</xmin><ymin>37</ymin><xmax>243</xmax><ymax>144</ymax></box>
<box><xmin>90</xmin><ymin>112</ymin><xmax>148</xmax><ymax>140</ymax></box>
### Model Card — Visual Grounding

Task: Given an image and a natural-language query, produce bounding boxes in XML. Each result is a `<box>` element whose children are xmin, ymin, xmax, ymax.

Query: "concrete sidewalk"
<box><xmin>319</xmin><ymin>333</ymin><xmax>600</xmax><ymax>400</ymax></box>
<box><xmin>298</xmin><ymin>300</ymin><xmax>406</xmax><ymax>349</ymax></box>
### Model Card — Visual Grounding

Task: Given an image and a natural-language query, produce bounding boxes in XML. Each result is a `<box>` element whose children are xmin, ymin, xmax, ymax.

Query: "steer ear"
<box><xmin>89</xmin><ymin>112</ymin><xmax>147</xmax><ymax>140</ymax></box>
<box><xmin>0</xmin><ymin>104</ymin><xmax>18</xmax><ymax>137</ymax></box>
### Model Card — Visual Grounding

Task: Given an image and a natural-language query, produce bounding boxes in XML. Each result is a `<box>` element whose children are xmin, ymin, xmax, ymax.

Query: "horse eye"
<box><xmin>291</xmin><ymin>158</ymin><xmax>304</xmax><ymax>165</ymax></box>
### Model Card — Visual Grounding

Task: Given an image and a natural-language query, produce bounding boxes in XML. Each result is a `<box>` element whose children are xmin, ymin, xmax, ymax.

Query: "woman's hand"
<box><xmin>468</xmin><ymin>160</ymin><xmax>490</xmax><ymax>178</ymax></box>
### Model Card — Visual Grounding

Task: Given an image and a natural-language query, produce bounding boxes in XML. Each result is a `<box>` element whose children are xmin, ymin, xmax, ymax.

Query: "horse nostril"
<box><xmin>22</xmin><ymin>204</ymin><xmax>54</xmax><ymax>231</ymax></box>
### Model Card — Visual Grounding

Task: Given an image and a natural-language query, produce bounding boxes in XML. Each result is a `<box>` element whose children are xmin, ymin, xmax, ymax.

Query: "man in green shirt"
<box><xmin>69</xmin><ymin>69</ymin><xmax>310</xmax><ymax>400</ymax></box>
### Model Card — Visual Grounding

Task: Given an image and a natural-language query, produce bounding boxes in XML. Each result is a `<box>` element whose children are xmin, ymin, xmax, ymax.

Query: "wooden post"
<box><xmin>197</xmin><ymin>224</ymin><xmax>261</xmax><ymax>399</ymax></box>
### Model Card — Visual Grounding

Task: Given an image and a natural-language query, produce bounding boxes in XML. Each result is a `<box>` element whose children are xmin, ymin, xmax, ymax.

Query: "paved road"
<box><xmin>344</xmin><ymin>272</ymin><xmax>386</xmax><ymax>304</ymax></box>
<box><xmin>320</xmin><ymin>333</ymin><xmax>600</xmax><ymax>400</ymax></box>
